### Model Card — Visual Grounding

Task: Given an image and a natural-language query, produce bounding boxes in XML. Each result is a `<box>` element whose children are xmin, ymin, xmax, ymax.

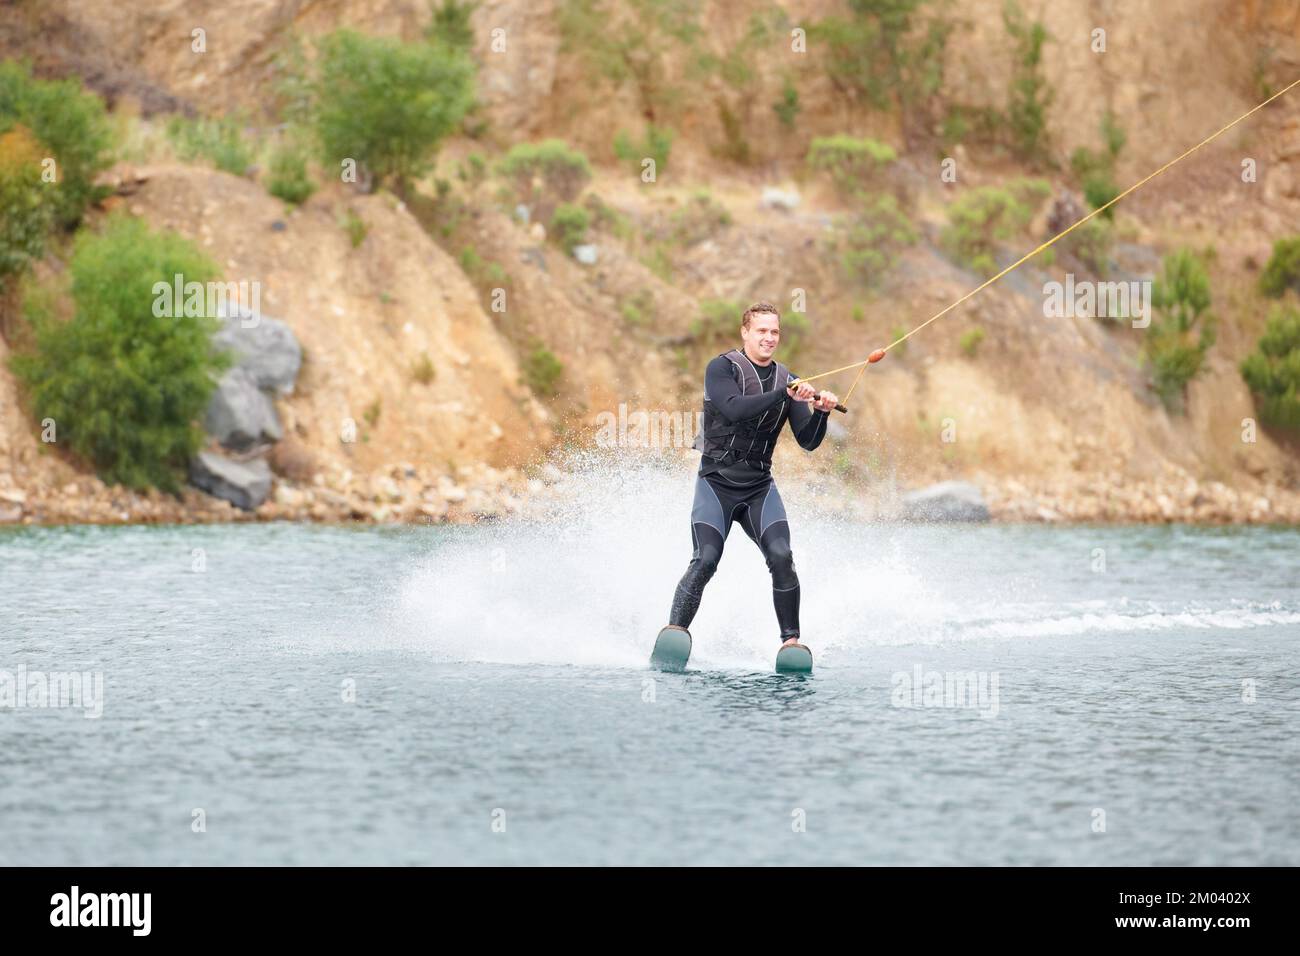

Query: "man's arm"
<box><xmin>704</xmin><ymin>356</ymin><xmax>788</xmax><ymax>423</ymax></box>
<box><xmin>786</xmin><ymin>376</ymin><xmax>829</xmax><ymax>450</ymax></box>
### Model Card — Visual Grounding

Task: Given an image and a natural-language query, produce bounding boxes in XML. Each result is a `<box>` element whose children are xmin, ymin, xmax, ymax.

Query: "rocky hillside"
<box><xmin>3</xmin><ymin>0</ymin><xmax>1300</xmax><ymax>525</ymax></box>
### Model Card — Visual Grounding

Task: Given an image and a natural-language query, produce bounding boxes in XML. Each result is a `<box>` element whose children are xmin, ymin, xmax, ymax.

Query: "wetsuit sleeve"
<box><xmin>704</xmin><ymin>355</ymin><xmax>788</xmax><ymax>423</ymax></box>
<box><xmin>786</xmin><ymin>376</ymin><xmax>829</xmax><ymax>451</ymax></box>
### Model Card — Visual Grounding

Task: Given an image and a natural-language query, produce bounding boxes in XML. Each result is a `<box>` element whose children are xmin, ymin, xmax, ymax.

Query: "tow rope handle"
<box><xmin>786</xmin><ymin>382</ymin><xmax>848</xmax><ymax>414</ymax></box>
<box><xmin>787</xmin><ymin>348</ymin><xmax>885</xmax><ymax>413</ymax></box>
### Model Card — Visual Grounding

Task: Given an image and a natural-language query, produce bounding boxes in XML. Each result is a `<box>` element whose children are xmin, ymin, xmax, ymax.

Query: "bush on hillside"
<box><xmin>940</xmin><ymin>178</ymin><xmax>1050</xmax><ymax>275</ymax></box>
<box><xmin>1240</xmin><ymin>304</ymin><xmax>1300</xmax><ymax>429</ymax></box>
<box><xmin>266</xmin><ymin>141</ymin><xmax>316</xmax><ymax>205</ymax></box>
<box><xmin>1003</xmin><ymin>1</ymin><xmax>1054</xmax><ymax>165</ymax></box>
<box><xmin>425</xmin><ymin>0</ymin><xmax>479</xmax><ymax>52</ymax></box>
<box><xmin>310</xmin><ymin>29</ymin><xmax>475</xmax><ymax>190</ymax></box>
<box><xmin>1144</xmin><ymin>248</ymin><xmax>1217</xmax><ymax>408</ymax></box>
<box><xmin>0</xmin><ymin>125</ymin><xmax>52</xmax><ymax>292</ymax></box>
<box><xmin>612</xmin><ymin>125</ymin><xmax>673</xmax><ymax>177</ymax></box>
<box><xmin>836</xmin><ymin>194</ymin><xmax>919</xmax><ymax>287</ymax></box>
<box><xmin>1258</xmin><ymin>236</ymin><xmax>1300</xmax><ymax>298</ymax></box>
<box><xmin>523</xmin><ymin>345</ymin><xmax>564</xmax><ymax>397</ymax></box>
<box><xmin>165</xmin><ymin>115</ymin><xmax>255</xmax><ymax>176</ymax></box>
<box><xmin>498</xmin><ymin>139</ymin><xmax>592</xmax><ymax>222</ymax></box>
<box><xmin>806</xmin><ymin>135</ymin><xmax>897</xmax><ymax>199</ymax></box>
<box><xmin>9</xmin><ymin>216</ymin><xmax>230</xmax><ymax>491</ymax></box>
<box><xmin>0</xmin><ymin>60</ymin><xmax>113</xmax><ymax>229</ymax></box>
<box><xmin>550</xmin><ymin>202</ymin><xmax>589</xmax><ymax>254</ymax></box>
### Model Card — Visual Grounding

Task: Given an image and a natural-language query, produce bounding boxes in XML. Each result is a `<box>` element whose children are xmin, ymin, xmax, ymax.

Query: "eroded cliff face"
<box><xmin>2</xmin><ymin>0</ymin><xmax>1300</xmax><ymax>524</ymax></box>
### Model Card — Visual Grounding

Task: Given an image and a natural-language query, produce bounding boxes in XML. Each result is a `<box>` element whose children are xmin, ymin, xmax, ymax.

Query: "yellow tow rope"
<box><xmin>790</xmin><ymin>75</ymin><xmax>1300</xmax><ymax>411</ymax></box>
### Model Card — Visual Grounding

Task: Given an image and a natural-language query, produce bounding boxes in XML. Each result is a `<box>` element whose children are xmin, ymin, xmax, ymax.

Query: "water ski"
<box><xmin>650</xmin><ymin>625</ymin><xmax>692</xmax><ymax>672</ymax></box>
<box><xmin>775</xmin><ymin>642</ymin><xmax>813</xmax><ymax>674</ymax></box>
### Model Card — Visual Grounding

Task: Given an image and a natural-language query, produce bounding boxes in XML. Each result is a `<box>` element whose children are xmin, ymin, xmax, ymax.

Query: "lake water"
<box><xmin>2</xmin><ymin>465</ymin><xmax>1297</xmax><ymax>865</ymax></box>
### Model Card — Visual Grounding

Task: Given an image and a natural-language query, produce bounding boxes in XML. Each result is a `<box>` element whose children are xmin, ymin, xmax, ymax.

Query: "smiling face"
<box><xmin>740</xmin><ymin>309</ymin><xmax>781</xmax><ymax>365</ymax></box>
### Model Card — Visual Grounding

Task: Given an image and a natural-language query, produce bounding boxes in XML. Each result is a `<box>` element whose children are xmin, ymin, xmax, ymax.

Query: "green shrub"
<box><xmin>1240</xmin><ymin>305</ymin><xmax>1300</xmax><ymax>429</ymax></box>
<box><xmin>1068</xmin><ymin>146</ymin><xmax>1099</xmax><ymax>180</ymax></box>
<box><xmin>808</xmin><ymin>1</ymin><xmax>950</xmax><ymax>137</ymax></box>
<box><xmin>959</xmin><ymin>326</ymin><xmax>985</xmax><ymax>356</ymax></box>
<box><xmin>613</xmin><ymin>125</ymin><xmax>673</xmax><ymax>176</ymax></box>
<box><xmin>266</xmin><ymin>142</ymin><xmax>316</xmax><ymax>205</ymax></box>
<box><xmin>837</xmin><ymin>194</ymin><xmax>918</xmax><ymax>286</ymax></box>
<box><xmin>459</xmin><ymin>246</ymin><xmax>508</xmax><ymax>288</ymax></box>
<box><xmin>1064</xmin><ymin>218</ymin><xmax>1113</xmax><ymax>274</ymax></box>
<box><xmin>8</xmin><ymin>216</ymin><xmax>229</xmax><ymax>491</ymax></box>
<box><xmin>457</xmin><ymin>151</ymin><xmax>487</xmax><ymax>185</ymax></box>
<box><xmin>425</xmin><ymin>0</ymin><xmax>479</xmax><ymax>52</ymax></box>
<box><xmin>941</xmin><ymin>178</ymin><xmax>1050</xmax><ymax>275</ymax></box>
<box><xmin>1144</xmin><ymin>248</ymin><xmax>1217</xmax><ymax>407</ymax></box>
<box><xmin>809</xmin><ymin>137</ymin><xmax>914</xmax><ymax>281</ymax></box>
<box><xmin>499</xmin><ymin>139</ymin><xmax>591</xmax><ymax>221</ymax></box>
<box><xmin>166</xmin><ymin>115</ymin><xmax>255</xmax><ymax>175</ymax></box>
<box><xmin>558</xmin><ymin>0</ymin><xmax>702</xmax><ymax>120</ymax></box>
<box><xmin>1101</xmin><ymin>109</ymin><xmax>1127</xmax><ymax>158</ymax></box>
<box><xmin>714</xmin><ymin>100</ymin><xmax>751</xmax><ymax>165</ymax></box>
<box><xmin>807</xmin><ymin>135</ymin><xmax>897</xmax><ymax>198</ymax></box>
<box><xmin>1070</xmin><ymin>111</ymin><xmax>1126</xmax><ymax>219</ymax></box>
<box><xmin>620</xmin><ymin>289</ymin><xmax>653</xmax><ymax>327</ymax></box>
<box><xmin>1259</xmin><ymin>237</ymin><xmax>1300</xmax><ymax>298</ymax></box>
<box><xmin>309</xmin><ymin>29</ymin><xmax>474</xmax><ymax>189</ymax></box>
<box><xmin>773</xmin><ymin>76</ymin><xmax>800</xmax><ymax>128</ymax></box>
<box><xmin>640</xmin><ymin>242</ymin><xmax>673</xmax><ymax>281</ymax></box>
<box><xmin>0</xmin><ymin>60</ymin><xmax>113</xmax><ymax>229</ymax></box>
<box><xmin>411</xmin><ymin>350</ymin><xmax>436</xmax><ymax>385</ymax></box>
<box><xmin>343</xmin><ymin>210</ymin><xmax>368</xmax><ymax>248</ymax></box>
<box><xmin>701</xmin><ymin>8</ymin><xmax>779</xmax><ymax>94</ymax></box>
<box><xmin>666</xmin><ymin>190</ymin><xmax>732</xmax><ymax>245</ymax></box>
<box><xmin>523</xmin><ymin>345</ymin><xmax>564</xmax><ymax>396</ymax></box>
<box><xmin>583</xmin><ymin>193</ymin><xmax>634</xmax><ymax>240</ymax></box>
<box><xmin>1003</xmin><ymin>1</ymin><xmax>1054</xmax><ymax>164</ymax></box>
<box><xmin>940</xmin><ymin>103</ymin><xmax>1003</xmax><ymax>149</ymax></box>
<box><xmin>0</xmin><ymin>125</ymin><xmax>52</xmax><ymax>292</ymax></box>
<box><xmin>1082</xmin><ymin>174</ymin><xmax>1119</xmax><ymax>216</ymax></box>
<box><xmin>551</xmin><ymin>202</ymin><xmax>589</xmax><ymax>254</ymax></box>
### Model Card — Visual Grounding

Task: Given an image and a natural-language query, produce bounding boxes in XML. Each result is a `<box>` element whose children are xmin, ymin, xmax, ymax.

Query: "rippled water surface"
<box><xmin>2</xmin><ymin>470</ymin><xmax>1297</xmax><ymax>864</ymax></box>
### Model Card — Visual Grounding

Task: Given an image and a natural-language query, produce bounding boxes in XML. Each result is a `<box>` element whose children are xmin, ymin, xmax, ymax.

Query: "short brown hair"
<box><xmin>742</xmin><ymin>301</ymin><xmax>780</xmax><ymax>329</ymax></box>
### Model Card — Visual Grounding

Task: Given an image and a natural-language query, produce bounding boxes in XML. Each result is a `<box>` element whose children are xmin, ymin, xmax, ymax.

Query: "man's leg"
<box><xmin>668</xmin><ymin>476</ymin><xmax>731</xmax><ymax>630</ymax></box>
<box><xmin>738</xmin><ymin>481</ymin><xmax>800</xmax><ymax>642</ymax></box>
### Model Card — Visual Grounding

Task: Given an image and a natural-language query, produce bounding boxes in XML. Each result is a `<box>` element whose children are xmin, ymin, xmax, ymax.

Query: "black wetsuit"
<box><xmin>668</xmin><ymin>355</ymin><xmax>829</xmax><ymax>642</ymax></box>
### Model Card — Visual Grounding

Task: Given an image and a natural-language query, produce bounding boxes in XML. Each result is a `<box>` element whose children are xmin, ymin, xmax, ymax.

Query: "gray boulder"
<box><xmin>901</xmin><ymin>481</ymin><xmax>990</xmax><ymax>522</ymax></box>
<box><xmin>212</xmin><ymin>302</ymin><xmax>302</xmax><ymax>395</ymax></box>
<box><xmin>205</xmin><ymin>367</ymin><xmax>282</xmax><ymax>451</ymax></box>
<box><xmin>190</xmin><ymin>452</ymin><xmax>272</xmax><ymax>511</ymax></box>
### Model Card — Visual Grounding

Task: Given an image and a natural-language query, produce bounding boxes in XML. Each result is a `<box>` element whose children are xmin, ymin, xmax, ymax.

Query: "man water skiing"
<box><xmin>656</xmin><ymin>302</ymin><xmax>840</xmax><ymax>670</ymax></box>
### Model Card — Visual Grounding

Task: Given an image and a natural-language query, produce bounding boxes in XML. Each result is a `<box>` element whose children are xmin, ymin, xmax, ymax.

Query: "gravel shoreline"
<box><xmin>2</xmin><ymin>462</ymin><xmax>1298</xmax><ymax>526</ymax></box>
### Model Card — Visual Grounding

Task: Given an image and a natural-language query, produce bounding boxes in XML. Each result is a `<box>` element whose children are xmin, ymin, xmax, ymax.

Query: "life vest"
<box><xmin>693</xmin><ymin>348</ymin><xmax>791</xmax><ymax>469</ymax></box>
